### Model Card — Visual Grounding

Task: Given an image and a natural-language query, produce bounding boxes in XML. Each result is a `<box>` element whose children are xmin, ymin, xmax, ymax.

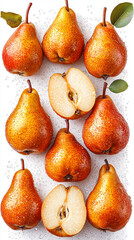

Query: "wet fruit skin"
<box><xmin>2</xmin><ymin>23</ymin><xmax>43</xmax><ymax>76</ymax></box>
<box><xmin>84</xmin><ymin>22</ymin><xmax>127</xmax><ymax>78</ymax></box>
<box><xmin>42</xmin><ymin>7</ymin><xmax>84</xmax><ymax>64</ymax></box>
<box><xmin>83</xmin><ymin>95</ymin><xmax>129</xmax><ymax>154</ymax></box>
<box><xmin>1</xmin><ymin>169</ymin><xmax>42</xmax><ymax>230</ymax></box>
<box><xmin>86</xmin><ymin>162</ymin><xmax>132</xmax><ymax>231</ymax></box>
<box><xmin>45</xmin><ymin>128</ymin><xmax>91</xmax><ymax>182</ymax></box>
<box><xmin>6</xmin><ymin>88</ymin><xmax>53</xmax><ymax>154</ymax></box>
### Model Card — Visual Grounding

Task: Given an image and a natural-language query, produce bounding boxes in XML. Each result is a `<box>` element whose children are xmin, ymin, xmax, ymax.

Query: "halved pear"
<box><xmin>48</xmin><ymin>68</ymin><xmax>96</xmax><ymax>119</ymax></box>
<box><xmin>41</xmin><ymin>184</ymin><xmax>87</xmax><ymax>237</ymax></box>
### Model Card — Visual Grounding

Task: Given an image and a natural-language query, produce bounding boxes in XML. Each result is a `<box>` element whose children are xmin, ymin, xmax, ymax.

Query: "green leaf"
<box><xmin>1</xmin><ymin>11</ymin><xmax>22</xmax><ymax>28</ymax></box>
<box><xmin>109</xmin><ymin>80</ymin><xmax>128</xmax><ymax>93</ymax></box>
<box><xmin>110</xmin><ymin>2</ymin><xmax>134</xmax><ymax>28</ymax></box>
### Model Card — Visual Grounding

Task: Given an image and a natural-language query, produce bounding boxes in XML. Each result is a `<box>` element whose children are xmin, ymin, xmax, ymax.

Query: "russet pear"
<box><xmin>1</xmin><ymin>159</ymin><xmax>42</xmax><ymax>230</ymax></box>
<box><xmin>42</xmin><ymin>0</ymin><xmax>84</xmax><ymax>64</ymax></box>
<box><xmin>6</xmin><ymin>80</ymin><xmax>53</xmax><ymax>154</ymax></box>
<box><xmin>84</xmin><ymin>8</ymin><xmax>127</xmax><ymax>79</ymax></box>
<box><xmin>83</xmin><ymin>83</ymin><xmax>129</xmax><ymax>154</ymax></box>
<box><xmin>2</xmin><ymin>3</ymin><xmax>43</xmax><ymax>76</ymax></box>
<box><xmin>86</xmin><ymin>160</ymin><xmax>132</xmax><ymax>231</ymax></box>
<box><xmin>45</xmin><ymin>120</ymin><xmax>91</xmax><ymax>182</ymax></box>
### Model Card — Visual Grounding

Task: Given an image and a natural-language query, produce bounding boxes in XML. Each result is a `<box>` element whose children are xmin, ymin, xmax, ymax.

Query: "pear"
<box><xmin>42</xmin><ymin>0</ymin><xmax>84</xmax><ymax>64</ymax></box>
<box><xmin>2</xmin><ymin>3</ymin><xmax>43</xmax><ymax>76</ymax></box>
<box><xmin>45</xmin><ymin>120</ymin><xmax>91</xmax><ymax>182</ymax></box>
<box><xmin>86</xmin><ymin>159</ymin><xmax>132</xmax><ymax>231</ymax></box>
<box><xmin>6</xmin><ymin>80</ymin><xmax>53</xmax><ymax>154</ymax></box>
<box><xmin>48</xmin><ymin>68</ymin><xmax>96</xmax><ymax>119</ymax></box>
<box><xmin>83</xmin><ymin>82</ymin><xmax>129</xmax><ymax>154</ymax></box>
<box><xmin>84</xmin><ymin>7</ymin><xmax>127</xmax><ymax>79</ymax></box>
<box><xmin>41</xmin><ymin>184</ymin><xmax>87</xmax><ymax>236</ymax></box>
<box><xmin>1</xmin><ymin>159</ymin><xmax>42</xmax><ymax>230</ymax></box>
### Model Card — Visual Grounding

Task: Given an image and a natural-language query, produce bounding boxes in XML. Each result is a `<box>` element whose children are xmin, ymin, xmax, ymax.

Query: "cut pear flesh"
<box><xmin>41</xmin><ymin>185</ymin><xmax>87</xmax><ymax>236</ymax></box>
<box><xmin>48</xmin><ymin>68</ymin><xmax>96</xmax><ymax>119</ymax></box>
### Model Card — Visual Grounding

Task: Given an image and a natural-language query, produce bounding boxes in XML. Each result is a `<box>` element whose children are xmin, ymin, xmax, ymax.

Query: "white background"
<box><xmin>0</xmin><ymin>0</ymin><xmax>134</xmax><ymax>239</ymax></box>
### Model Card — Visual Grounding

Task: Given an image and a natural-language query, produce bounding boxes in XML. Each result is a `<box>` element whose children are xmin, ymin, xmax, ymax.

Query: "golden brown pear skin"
<box><xmin>1</xmin><ymin>160</ymin><xmax>42</xmax><ymax>230</ymax></box>
<box><xmin>42</xmin><ymin>7</ymin><xmax>84</xmax><ymax>64</ymax></box>
<box><xmin>45</xmin><ymin>127</ymin><xmax>91</xmax><ymax>182</ymax></box>
<box><xmin>6</xmin><ymin>85</ymin><xmax>53</xmax><ymax>154</ymax></box>
<box><xmin>83</xmin><ymin>95</ymin><xmax>129</xmax><ymax>154</ymax></box>
<box><xmin>2</xmin><ymin>23</ymin><xmax>43</xmax><ymax>76</ymax></box>
<box><xmin>2</xmin><ymin>3</ymin><xmax>43</xmax><ymax>76</ymax></box>
<box><xmin>84</xmin><ymin>21</ymin><xmax>127</xmax><ymax>79</ymax></box>
<box><xmin>86</xmin><ymin>160</ymin><xmax>132</xmax><ymax>231</ymax></box>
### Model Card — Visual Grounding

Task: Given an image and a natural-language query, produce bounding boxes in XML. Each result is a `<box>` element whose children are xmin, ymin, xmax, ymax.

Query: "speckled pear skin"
<box><xmin>6</xmin><ymin>88</ymin><xmax>53</xmax><ymax>154</ymax></box>
<box><xmin>86</xmin><ymin>163</ymin><xmax>132</xmax><ymax>231</ymax></box>
<box><xmin>45</xmin><ymin>128</ymin><xmax>91</xmax><ymax>182</ymax></box>
<box><xmin>1</xmin><ymin>168</ymin><xmax>42</xmax><ymax>230</ymax></box>
<box><xmin>42</xmin><ymin>7</ymin><xmax>84</xmax><ymax>64</ymax></box>
<box><xmin>2</xmin><ymin>23</ymin><xmax>43</xmax><ymax>76</ymax></box>
<box><xmin>84</xmin><ymin>22</ymin><xmax>127</xmax><ymax>78</ymax></box>
<box><xmin>83</xmin><ymin>95</ymin><xmax>129</xmax><ymax>154</ymax></box>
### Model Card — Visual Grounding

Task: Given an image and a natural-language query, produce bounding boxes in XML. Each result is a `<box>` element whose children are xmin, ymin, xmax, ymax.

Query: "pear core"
<box><xmin>48</xmin><ymin>68</ymin><xmax>96</xmax><ymax>119</ymax></box>
<box><xmin>41</xmin><ymin>185</ymin><xmax>87</xmax><ymax>236</ymax></box>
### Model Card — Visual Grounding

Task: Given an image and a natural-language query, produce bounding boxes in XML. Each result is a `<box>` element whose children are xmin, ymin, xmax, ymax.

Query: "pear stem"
<box><xmin>21</xmin><ymin>159</ymin><xmax>25</xmax><ymax>170</ymax></box>
<box><xmin>27</xmin><ymin>80</ymin><xmax>32</xmax><ymax>93</ymax></box>
<box><xmin>65</xmin><ymin>119</ymin><xmax>69</xmax><ymax>133</ymax></box>
<box><xmin>26</xmin><ymin>2</ymin><xmax>32</xmax><ymax>24</ymax></box>
<box><xmin>102</xmin><ymin>7</ymin><xmax>107</xmax><ymax>27</ymax></box>
<box><xmin>102</xmin><ymin>82</ymin><xmax>108</xmax><ymax>98</ymax></box>
<box><xmin>65</xmin><ymin>0</ymin><xmax>69</xmax><ymax>11</ymax></box>
<box><xmin>104</xmin><ymin>159</ymin><xmax>110</xmax><ymax>171</ymax></box>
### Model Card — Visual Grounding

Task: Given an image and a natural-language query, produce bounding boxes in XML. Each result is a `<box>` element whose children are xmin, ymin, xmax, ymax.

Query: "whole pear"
<box><xmin>84</xmin><ymin>8</ymin><xmax>127</xmax><ymax>79</ymax></box>
<box><xmin>2</xmin><ymin>3</ymin><xmax>43</xmax><ymax>76</ymax></box>
<box><xmin>1</xmin><ymin>159</ymin><xmax>42</xmax><ymax>230</ymax></box>
<box><xmin>6</xmin><ymin>80</ymin><xmax>53</xmax><ymax>154</ymax></box>
<box><xmin>45</xmin><ymin>120</ymin><xmax>91</xmax><ymax>182</ymax></box>
<box><xmin>42</xmin><ymin>0</ymin><xmax>84</xmax><ymax>64</ymax></box>
<box><xmin>83</xmin><ymin>83</ymin><xmax>129</xmax><ymax>154</ymax></box>
<box><xmin>86</xmin><ymin>159</ymin><xmax>132</xmax><ymax>231</ymax></box>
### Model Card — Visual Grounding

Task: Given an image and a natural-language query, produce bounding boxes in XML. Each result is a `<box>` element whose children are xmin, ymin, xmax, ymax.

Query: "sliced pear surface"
<box><xmin>62</xmin><ymin>186</ymin><xmax>87</xmax><ymax>235</ymax></box>
<box><xmin>41</xmin><ymin>185</ymin><xmax>67</xmax><ymax>230</ymax></box>
<box><xmin>41</xmin><ymin>184</ymin><xmax>86</xmax><ymax>237</ymax></box>
<box><xmin>48</xmin><ymin>68</ymin><xmax>96</xmax><ymax>119</ymax></box>
<box><xmin>66</xmin><ymin>68</ymin><xmax>95</xmax><ymax>111</ymax></box>
<box><xmin>48</xmin><ymin>74</ymin><xmax>76</xmax><ymax>118</ymax></box>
